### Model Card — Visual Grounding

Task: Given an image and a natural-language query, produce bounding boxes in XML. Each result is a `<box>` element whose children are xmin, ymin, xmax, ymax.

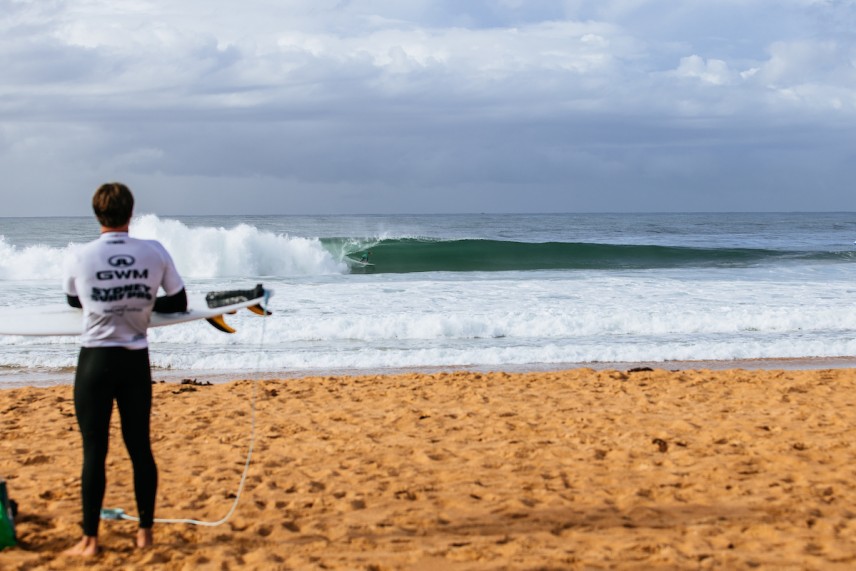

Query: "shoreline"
<box><xmin>3</xmin><ymin>367</ymin><xmax>856</xmax><ymax>569</ymax></box>
<box><xmin>4</xmin><ymin>355</ymin><xmax>856</xmax><ymax>389</ymax></box>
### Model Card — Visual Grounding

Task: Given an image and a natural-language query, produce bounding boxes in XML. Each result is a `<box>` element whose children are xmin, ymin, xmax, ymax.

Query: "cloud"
<box><xmin>0</xmin><ymin>0</ymin><xmax>854</xmax><ymax>215</ymax></box>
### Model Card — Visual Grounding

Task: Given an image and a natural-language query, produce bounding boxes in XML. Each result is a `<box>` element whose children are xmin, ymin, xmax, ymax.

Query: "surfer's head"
<box><xmin>93</xmin><ymin>182</ymin><xmax>134</xmax><ymax>229</ymax></box>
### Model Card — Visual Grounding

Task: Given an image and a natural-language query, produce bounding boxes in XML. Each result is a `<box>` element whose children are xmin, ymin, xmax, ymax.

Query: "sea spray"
<box><xmin>0</xmin><ymin>237</ymin><xmax>75</xmax><ymax>280</ymax></box>
<box><xmin>131</xmin><ymin>215</ymin><xmax>347</xmax><ymax>277</ymax></box>
<box><xmin>0</xmin><ymin>215</ymin><xmax>348</xmax><ymax>281</ymax></box>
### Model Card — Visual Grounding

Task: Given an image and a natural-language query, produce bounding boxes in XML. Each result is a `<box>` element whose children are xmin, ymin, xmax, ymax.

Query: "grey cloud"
<box><xmin>0</xmin><ymin>0</ymin><xmax>854</xmax><ymax>215</ymax></box>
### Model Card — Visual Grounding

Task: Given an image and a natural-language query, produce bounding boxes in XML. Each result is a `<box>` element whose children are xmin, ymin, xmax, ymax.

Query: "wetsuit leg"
<box><xmin>114</xmin><ymin>348</ymin><xmax>158</xmax><ymax>529</ymax></box>
<box><xmin>74</xmin><ymin>347</ymin><xmax>158</xmax><ymax>534</ymax></box>
<box><xmin>73</xmin><ymin>347</ymin><xmax>117</xmax><ymax>537</ymax></box>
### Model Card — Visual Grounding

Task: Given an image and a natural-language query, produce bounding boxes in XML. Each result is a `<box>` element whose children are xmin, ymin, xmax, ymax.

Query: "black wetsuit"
<box><xmin>73</xmin><ymin>347</ymin><xmax>156</xmax><ymax>534</ymax></box>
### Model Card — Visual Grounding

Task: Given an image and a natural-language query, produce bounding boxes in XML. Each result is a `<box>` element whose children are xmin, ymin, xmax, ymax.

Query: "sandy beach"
<box><xmin>2</xmin><ymin>367</ymin><xmax>856</xmax><ymax>570</ymax></box>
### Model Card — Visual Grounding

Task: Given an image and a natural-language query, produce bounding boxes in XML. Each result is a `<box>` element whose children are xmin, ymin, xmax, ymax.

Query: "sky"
<box><xmin>1</xmin><ymin>0</ymin><xmax>855</xmax><ymax>216</ymax></box>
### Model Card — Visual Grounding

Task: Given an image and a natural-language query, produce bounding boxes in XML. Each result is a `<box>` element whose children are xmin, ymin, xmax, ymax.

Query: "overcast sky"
<box><xmin>2</xmin><ymin>0</ymin><xmax>855</xmax><ymax>216</ymax></box>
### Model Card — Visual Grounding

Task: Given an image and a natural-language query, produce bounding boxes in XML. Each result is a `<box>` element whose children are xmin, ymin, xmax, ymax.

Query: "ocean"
<box><xmin>1</xmin><ymin>212</ymin><xmax>855</xmax><ymax>387</ymax></box>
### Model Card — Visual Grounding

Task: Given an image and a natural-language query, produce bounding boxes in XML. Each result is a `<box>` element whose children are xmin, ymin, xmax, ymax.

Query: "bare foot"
<box><xmin>137</xmin><ymin>528</ymin><xmax>153</xmax><ymax>549</ymax></box>
<box><xmin>63</xmin><ymin>536</ymin><xmax>99</xmax><ymax>557</ymax></box>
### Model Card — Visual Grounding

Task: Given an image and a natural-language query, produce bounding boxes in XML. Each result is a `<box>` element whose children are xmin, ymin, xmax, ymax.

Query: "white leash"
<box><xmin>102</xmin><ymin>289</ymin><xmax>271</xmax><ymax>527</ymax></box>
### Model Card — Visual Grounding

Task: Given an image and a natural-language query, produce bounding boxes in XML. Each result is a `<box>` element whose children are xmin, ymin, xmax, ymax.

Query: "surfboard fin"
<box><xmin>247</xmin><ymin>304</ymin><xmax>272</xmax><ymax>316</ymax></box>
<box><xmin>206</xmin><ymin>315</ymin><xmax>237</xmax><ymax>334</ymax></box>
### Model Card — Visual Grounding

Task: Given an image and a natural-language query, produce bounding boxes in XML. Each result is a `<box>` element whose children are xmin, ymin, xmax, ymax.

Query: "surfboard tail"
<box><xmin>202</xmin><ymin>285</ymin><xmax>272</xmax><ymax>333</ymax></box>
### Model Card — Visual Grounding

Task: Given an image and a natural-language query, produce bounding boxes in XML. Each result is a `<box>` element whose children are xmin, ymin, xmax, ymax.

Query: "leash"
<box><xmin>102</xmin><ymin>288</ymin><xmax>271</xmax><ymax>527</ymax></box>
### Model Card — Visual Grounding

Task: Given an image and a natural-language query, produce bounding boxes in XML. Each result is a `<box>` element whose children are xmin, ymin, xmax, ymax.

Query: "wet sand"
<box><xmin>2</xmin><ymin>368</ymin><xmax>856</xmax><ymax>570</ymax></box>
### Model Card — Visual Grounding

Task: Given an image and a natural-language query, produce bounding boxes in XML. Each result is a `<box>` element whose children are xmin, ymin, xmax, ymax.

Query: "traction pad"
<box><xmin>205</xmin><ymin>284</ymin><xmax>266</xmax><ymax>309</ymax></box>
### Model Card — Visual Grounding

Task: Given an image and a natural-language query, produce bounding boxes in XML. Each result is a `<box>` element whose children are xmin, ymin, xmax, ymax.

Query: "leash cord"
<box><xmin>102</xmin><ymin>289</ymin><xmax>270</xmax><ymax>527</ymax></box>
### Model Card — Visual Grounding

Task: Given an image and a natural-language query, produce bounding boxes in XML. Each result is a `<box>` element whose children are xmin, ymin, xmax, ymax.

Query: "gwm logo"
<box><xmin>98</xmin><ymin>255</ymin><xmax>148</xmax><ymax>280</ymax></box>
<box><xmin>108</xmin><ymin>255</ymin><xmax>135</xmax><ymax>267</ymax></box>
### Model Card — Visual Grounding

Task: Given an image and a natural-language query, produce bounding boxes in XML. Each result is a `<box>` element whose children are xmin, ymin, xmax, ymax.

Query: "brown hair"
<box><xmin>92</xmin><ymin>182</ymin><xmax>134</xmax><ymax>228</ymax></box>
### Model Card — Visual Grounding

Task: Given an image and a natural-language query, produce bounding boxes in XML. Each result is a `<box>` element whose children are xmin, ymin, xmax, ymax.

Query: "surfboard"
<box><xmin>345</xmin><ymin>256</ymin><xmax>375</xmax><ymax>270</ymax></box>
<box><xmin>0</xmin><ymin>284</ymin><xmax>272</xmax><ymax>336</ymax></box>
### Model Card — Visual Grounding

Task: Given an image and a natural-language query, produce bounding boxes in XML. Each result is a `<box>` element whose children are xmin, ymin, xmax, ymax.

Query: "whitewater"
<box><xmin>1</xmin><ymin>212</ymin><xmax>855</xmax><ymax>387</ymax></box>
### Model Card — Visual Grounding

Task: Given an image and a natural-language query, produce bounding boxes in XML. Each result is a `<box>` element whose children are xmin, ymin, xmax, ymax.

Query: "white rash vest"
<box><xmin>63</xmin><ymin>232</ymin><xmax>185</xmax><ymax>349</ymax></box>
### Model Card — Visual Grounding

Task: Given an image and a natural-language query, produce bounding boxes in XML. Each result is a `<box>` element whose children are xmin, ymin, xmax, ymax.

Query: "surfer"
<box><xmin>62</xmin><ymin>183</ymin><xmax>187</xmax><ymax>557</ymax></box>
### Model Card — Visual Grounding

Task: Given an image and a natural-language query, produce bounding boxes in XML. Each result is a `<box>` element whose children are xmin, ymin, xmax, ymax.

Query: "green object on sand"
<box><xmin>0</xmin><ymin>478</ymin><xmax>16</xmax><ymax>550</ymax></box>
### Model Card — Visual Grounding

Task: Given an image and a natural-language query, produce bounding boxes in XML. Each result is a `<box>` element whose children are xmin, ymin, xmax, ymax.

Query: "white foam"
<box><xmin>130</xmin><ymin>215</ymin><xmax>347</xmax><ymax>277</ymax></box>
<box><xmin>0</xmin><ymin>236</ymin><xmax>75</xmax><ymax>280</ymax></box>
<box><xmin>0</xmin><ymin>216</ymin><xmax>348</xmax><ymax>281</ymax></box>
<box><xmin>132</xmin><ymin>270</ymin><xmax>856</xmax><ymax>372</ymax></box>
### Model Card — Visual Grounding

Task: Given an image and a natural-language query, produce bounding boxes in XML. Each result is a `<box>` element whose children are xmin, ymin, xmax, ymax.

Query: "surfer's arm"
<box><xmin>66</xmin><ymin>295</ymin><xmax>82</xmax><ymax>309</ymax></box>
<box><xmin>154</xmin><ymin>287</ymin><xmax>187</xmax><ymax>314</ymax></box>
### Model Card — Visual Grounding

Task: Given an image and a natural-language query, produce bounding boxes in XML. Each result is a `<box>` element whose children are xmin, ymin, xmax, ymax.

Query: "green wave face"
<box><xmin>328</xmin><ymin>238</ymin><xmax>851</xmax><ymax>274</ymax></box>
